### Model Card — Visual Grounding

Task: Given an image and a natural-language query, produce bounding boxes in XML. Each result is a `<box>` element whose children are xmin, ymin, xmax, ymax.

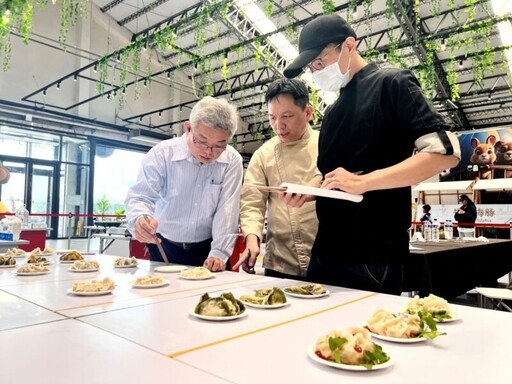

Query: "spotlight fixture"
<box><xmin>143</xmin><ymin>79</ymin><xmax>148</xmax><ymax>88</ymax></box>
<box><xmin>139</xmin><ymin>116</ymin><xmax>143</xmax><ymax>122</ymax></box>
<box><xmin>122</xmin><ymin>87</ymin><xmax>126</xmax><ymax>95</ymax></box>
<box><xmin>73</xmin><ymin>74</ymin><xmax>78</xmax><ymax>82</ymax></box>
<box><xmin>352</xmin><ymin>7</ymin><xmax>358</xmax><ymax>17</ymax></box>
<box><xmin>158</xmin><ymin>111</ymin><xmax>162</xmax><ymax>118</ymax></box>
<box><xmin>499</xmin><ymin>103</ymin><xmax>504</xmax><ymax>111</ymax></box>
<box><xmin>194</xmin><ymin>62</ymin><xmax>198</xmax><ymax>71</ymax></box>
<box><xmin>56</xmin><ymin>82</ymin><xmax>61</xmax><ymax>90</ymax></box>
<box><xmin>167</xmin><ymin>70</ymin><xmax>171</xmax><ymax>80</ymax></box>
<box><xmin>458</xmin><ymin>59</ymin><xmax>464</xmax><ymax>69</ymax></box>
<box><xmin>381</xmin><ymin>53</ymin><xmax>388</xmax><ymax>62</ymax></box>
<box><xmin>93</xmin><ymin>64</ymin><xmax>98</xmax><ymax>73</ymax></box>
<box><xmin>488</xmin><ymin>93</ymin><xmax>492</xmax><ymax>100</ymax></box>
<box><xmin>230</xmin><ymin>93</ymin><xmax>234</xmax><ymax>101</ymax></box>
<box><xmin>116</xmin><ymin>53</ymin><xmax>121</xmax><ymax>63</ymax></box>
<box><xmin>42</xmin><ymin>89</ymin><xmax>47</xmax><ymax>96</ymax></box>
<box><xmin>143</xmin><ymin>41</ymin><xmax>148</xmax><ymax>51</ymax></box>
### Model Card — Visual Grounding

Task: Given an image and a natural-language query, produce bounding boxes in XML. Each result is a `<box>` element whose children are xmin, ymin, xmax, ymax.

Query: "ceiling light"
<box><xmin>352</xmin><ymin>7</ymin><xmax>358</xmax><ymax>17</ymax></box>
<box><xmin>158</xmin><ymin>111</ymin><xmax>162</xmax><ymax>118</ymax></box>
<box><xmin>42</xmin><ymin>89</ymin><xmax>47</xmax><ymax>96</ymax></box>
<box><xmin>56</xmin><ymin>82</ymin><xmax>61</xmax><ymax>90</ymax></box>
<box><xmin>73</xmin><ymin>74</ymin><xmax>78</xmax><ymax>82</ymax></box>
<box><xmin>93</xmin><ymin>64</ymin><xmax>97</xmax><ymax>73</ymax></box>
<box><xmin>458</xmin><ymin>59</ymin><xmax>464</xmax><ymax>69</ymax></box>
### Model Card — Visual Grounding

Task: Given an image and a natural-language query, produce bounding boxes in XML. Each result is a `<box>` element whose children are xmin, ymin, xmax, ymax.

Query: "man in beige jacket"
<box><xmin>235</xmin><ymin>78</ymin><xmax>319</xmax><ymax>279</ymax></box>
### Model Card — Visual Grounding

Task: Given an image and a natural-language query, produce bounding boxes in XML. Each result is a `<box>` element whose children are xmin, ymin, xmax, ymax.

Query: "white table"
<box><xmin>92</xmin><ymin>233</ymin><xmax>130</xmax><ymax>254</ymax></box>
<box><xmin>84</xmin><ymin>225</ymin><xmax>105</xmax><ymax>251</ymax></box>
<box><xmin>0</xmin><ymin>290</ymin><xmax>65</xmax><ymax>331</ymax></box>
<box><xmin>0</xmin><ymin>239</ymin><xmax>29</xmax><ymax>252</ymax></box>
<box><xmin>0</xmin><ymin>320</ymin><xmax>231</xmax><ymax>384</ymax></box>
<box><xmin>1</xmin><ymin>254</ymin><xmax>511</xmax><ymax>383</ymax></box>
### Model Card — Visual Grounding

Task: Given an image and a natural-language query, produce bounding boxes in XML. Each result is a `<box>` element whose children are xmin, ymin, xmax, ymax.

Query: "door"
<box><xmin>29</xmin><ymin>163</ymin><xmax>57</xmax><ymax>231</ymax></box>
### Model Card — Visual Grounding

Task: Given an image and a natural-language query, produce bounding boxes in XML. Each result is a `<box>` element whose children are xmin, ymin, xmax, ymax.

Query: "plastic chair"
<box><xmin>474</xmin><ymin>287</ymin><xmax>512</xmax><ymax>312</ymax></box>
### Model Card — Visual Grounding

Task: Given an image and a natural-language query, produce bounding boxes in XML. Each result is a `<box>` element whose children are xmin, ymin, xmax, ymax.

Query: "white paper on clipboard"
<box><xmin>280</xmin><ymin>183</ymin><xmax>363</xmax><ymax>203</ymax></box>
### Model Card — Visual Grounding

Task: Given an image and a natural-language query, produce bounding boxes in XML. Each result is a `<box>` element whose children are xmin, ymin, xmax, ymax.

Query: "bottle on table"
<box><xmin>432</xmin><ymin>218</ymin><xmax>440</xmax><ymax>242</ymax></box>
<box><xmin>15</xmin><ymin>203</ymin><xmax>29</xmax><ymax>228</ymax></box>
<box><xmin>423</xmin><ymin>220</ymin><xmax>432</xmax><ymax>241</ymax></box>
<box><xmin>444</xmin><ymin>219</ymin><xmax>453</xmax><ymax>240</ymax></box>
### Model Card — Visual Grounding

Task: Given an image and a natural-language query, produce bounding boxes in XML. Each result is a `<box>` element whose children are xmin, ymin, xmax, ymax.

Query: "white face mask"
<box><xmin>312</xmin><ymin>47</ymin><xmax>351</xmax><ymax>92</ymax></box>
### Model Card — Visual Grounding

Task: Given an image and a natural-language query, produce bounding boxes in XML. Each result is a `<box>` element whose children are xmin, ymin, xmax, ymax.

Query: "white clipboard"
<box><xmin>246</xmin><ymin>183</ymin><xmax>363</xmax><ymax>203</ymax></box>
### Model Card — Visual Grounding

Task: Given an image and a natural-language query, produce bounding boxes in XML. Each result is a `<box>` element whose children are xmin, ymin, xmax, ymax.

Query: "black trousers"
<box><xmin>146</xmin><ymin>234</ymin><xmax>231</xmax><ymax>270</ymax></box>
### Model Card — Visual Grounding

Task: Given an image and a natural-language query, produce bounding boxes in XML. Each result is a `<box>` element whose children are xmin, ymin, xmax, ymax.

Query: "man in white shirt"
<box><xmin>125</xmin><ymin>96</ymin><xmax>243</xmax><ymax>272</ymax></box>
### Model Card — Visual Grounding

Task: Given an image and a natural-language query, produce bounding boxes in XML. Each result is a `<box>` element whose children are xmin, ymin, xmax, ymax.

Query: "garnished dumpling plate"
<box><xmin>307</xmin><ymin>344</ymin><xmax>394</xmax><ymax>371</ymax></box>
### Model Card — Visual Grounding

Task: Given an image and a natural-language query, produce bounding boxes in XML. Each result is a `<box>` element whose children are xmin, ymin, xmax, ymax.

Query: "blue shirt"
<box><xmin>125</xmin><ymin>134</ymin><xmax>243</xmax><ymax>262</ymax></box>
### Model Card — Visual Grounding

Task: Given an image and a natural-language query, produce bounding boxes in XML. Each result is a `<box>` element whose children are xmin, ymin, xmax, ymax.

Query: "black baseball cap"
<box><xmin>283</xmin><ymin>14</ymin><xmax>357</xmax><ymax>79</ymax></box>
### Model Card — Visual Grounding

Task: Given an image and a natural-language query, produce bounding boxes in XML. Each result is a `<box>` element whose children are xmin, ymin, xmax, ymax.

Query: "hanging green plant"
<box><xmin>321</xmin><ymin>0</ymin><xmax>336</xmax><ymax>14</ymax></box>
<box><xmin>263</xmin><ymin>0</ymin><xmax>273</xmax><ymax>17</ymax></box>
<box><xmin>445</xmin><ymin>58</ymin><xmax>460</xmax><ymax>101</ymax></box>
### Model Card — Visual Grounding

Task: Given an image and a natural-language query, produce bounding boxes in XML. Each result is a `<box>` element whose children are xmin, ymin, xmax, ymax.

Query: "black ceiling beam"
<box><xmin>119</xmin><ymin>0</ymin><xmax>172</xmax><ymax>26</ymax></box>
<box><xmin>100</xmin><ymin>0</ymin><xmax>125</xmax><ymax>13</ymax></box>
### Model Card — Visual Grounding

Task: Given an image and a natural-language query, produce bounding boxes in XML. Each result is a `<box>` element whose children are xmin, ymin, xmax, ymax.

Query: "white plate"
<box><xmin>0</xmin><ymin>264</ymin><xmax>17</xmax><ymax>269</ymax></box>
<box><xmin>239</xmin><ymin>300</ymin><xmax>290</xmax><ymax>309</ymax></box>
<box><xmin>188</xmin><ymin>308</ymin><xmax>247</xmax><ymax>321</ymax></box>
<box><xmin>0</xmin><ymin>252</ymin><xmax>27</xmax><ymax>258</ymax></box>
<box><xmin>131</xmin><ymin>280</ymin><xmax>169</xmax><ymax>289</ymax></box>
<box><xmin>179</xmin><ymin>273</ymin><xmax>215</xmax><ymax>280</ymax></box>
<box><xmin>155</xmin><ymin>265</ymin><xmax>188</xmax><ymax>273</ymax></box>
<box><xmin>307</xmin><ymin>344</ymin><xmax>393</xmax><ymax>371</ymax></box>
<box><xmin>67</xmin><ymin>289</ymin><xmax>114</xmax><ymax>296</ymax></box>
<box><xmin>284</xmin><ymin>288</ymin><xmax>330</xmax><ymax>299</ymax></box>
<box><xmin>368</xmin><ymin>331</ymin><xmax>427</xmax><ymax>343</ymax></box>
<box><xmin>15</xmin><ymin>270</ymin><xmax>51</xmax><ymax>276</ymax></box>
<box><xmin>114</xmin><ymin>263</ymin><xmax>138</xmax><ymax>269</ymax></box>
<box><xmin>67</xmin><ymin>268</ymin><xmax>100</xmax><ymax>273</ymax></box>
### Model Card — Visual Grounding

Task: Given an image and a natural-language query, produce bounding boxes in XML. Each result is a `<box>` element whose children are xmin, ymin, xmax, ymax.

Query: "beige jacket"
<box><xmin>240</xmin><ymin>126</ymin><xmax>319</xmax><ymax>277</ymax></box>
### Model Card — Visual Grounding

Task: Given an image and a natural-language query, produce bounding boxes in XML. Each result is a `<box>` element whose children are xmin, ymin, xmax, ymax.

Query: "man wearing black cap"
<box><xmin>282</xmin><ymin>14</ymin><xmax>461</xmax><ymax>294</ymax></box>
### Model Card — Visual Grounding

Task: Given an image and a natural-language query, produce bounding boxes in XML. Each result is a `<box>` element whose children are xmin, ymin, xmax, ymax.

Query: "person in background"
<box><xmin>282</xmin><ymin>14</ymin><xmax>461</xmax><ymax>294</ymax></box>
<box><xmin>124</xmin><ymin>96</ymin><xmax>243</xmax><ymax>272</ymax></box>
<box><xmin>454</xmin><ymin>194</ymin><xmax>477</xmax><ymax>237</ymax></box>
<box><xmin>0</xmin><ymin>162</ymin><xmax>10</xmax><ymax>220</ymax></box>
<box><xmin>420</xmin><ymin>204</ymin><xmax>432</xmax><ymax>222</ymax></box>
<box><xmin>235</xmin><ymin>78</ymin><xmax>319</xmax><ymax>279</ymax></box>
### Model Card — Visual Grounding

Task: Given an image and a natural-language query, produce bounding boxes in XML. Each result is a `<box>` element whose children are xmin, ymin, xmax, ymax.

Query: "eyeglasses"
<box><xmin>303</xmin><ymin>44</ymin><xmax>341</xmax><ymax>73</ymax></box>
<box><xmin>192</xmin><ymin>135</ymin><xmax>227</xmax><ymax>154</ymax></box>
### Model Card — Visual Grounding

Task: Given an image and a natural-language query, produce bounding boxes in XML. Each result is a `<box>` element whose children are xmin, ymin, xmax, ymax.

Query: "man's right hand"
<box><xmin>134</xmin><ymin>215</ymin><xmax>159</xmax><ymax>243</ymax></box>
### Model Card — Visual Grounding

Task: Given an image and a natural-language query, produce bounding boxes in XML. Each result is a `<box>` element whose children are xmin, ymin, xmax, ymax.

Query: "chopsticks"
<box><xmin>143</xmin><ymin>214</ymin><xmax>169</xmax><ymax>264</ymax></box>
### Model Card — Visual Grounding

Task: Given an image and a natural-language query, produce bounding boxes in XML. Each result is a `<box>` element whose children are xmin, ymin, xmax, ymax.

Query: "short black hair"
<box><xmin>459</xmin><ymin>194</ymin><xmax>470</xmax><ymax>202</ymax></box>
<box><xmin>265</xmin><ymin>78</ymin><xmax>309</xmax><ymax>110</ymax></box>
<box><xmin>423</xmin><ymin>204</ymin><xmax>431</xmax><ymax>212</ymax></box>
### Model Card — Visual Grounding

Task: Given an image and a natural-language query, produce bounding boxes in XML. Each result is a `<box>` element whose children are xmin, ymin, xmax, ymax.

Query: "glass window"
<box><xmin>62</xmin><ymin>137</ymin><xmax>90</xmax><ymax>164</ymax></box>
<box><xmin>0</xmin><ymin>126</ymin><xmax>60</xmax><ymax>160</ymax></box>
<box><xmin>94</xmin><ymin>145</ymin><xmax>146</xmax><ymax>218</ymax></box>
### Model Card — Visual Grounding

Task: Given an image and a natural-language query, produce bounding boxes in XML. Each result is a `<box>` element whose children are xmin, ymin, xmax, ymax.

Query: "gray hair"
<box><xmin>189</xmin><ymin>96</ymin><xmax>239</xmax><ymax>138</ymax></box>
